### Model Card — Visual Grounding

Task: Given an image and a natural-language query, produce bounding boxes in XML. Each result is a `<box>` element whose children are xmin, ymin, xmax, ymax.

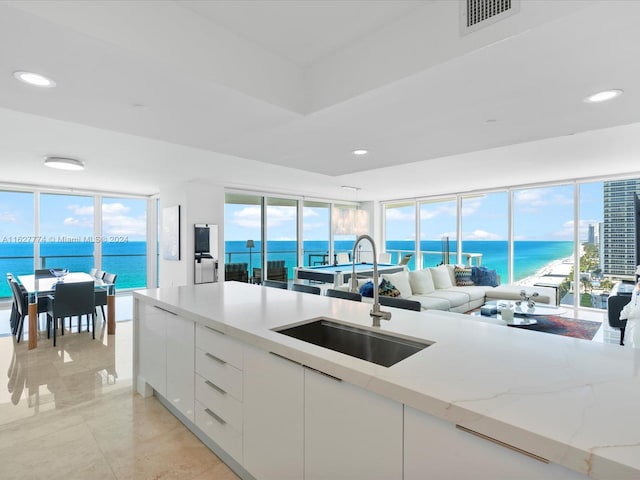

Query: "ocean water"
<box><xmin>224</xmin><ymin>240</ymin><xmax>575</xmax><ymax>285</ymax></box>
<box><xmin>1</xmin><ymin>241</ymin><xmax>147</xmax><ymax>299</ymax></box>
<box><xmin>1</xmin><ymin>240</ymin><xmax>574</xmax><ymax>299</ymax></box>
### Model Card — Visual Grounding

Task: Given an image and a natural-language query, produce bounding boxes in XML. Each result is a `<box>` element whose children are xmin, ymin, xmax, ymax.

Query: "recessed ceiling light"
<box><xmin>341</xmin><ymin>186</ymin><xmax>360</xmax><ymax>191</ymax></box>
<box><xmin>584</xmin><ymin>89</ymin><xmax>623</xmax><ymax>103</ymax></box>
<box><xmin>352</xmin><ymin>149</ymin><xmax>368</xmax><ymax>155</ymax></box>
<box><xmin>13</xmin><ymin>71</ymin><xmax>56</xmax><ymax>88</ymax></box>
<box><xmin>44</xmin><ymin>157</ymin><xmax>85</xmax><ymax>171</ymax></box>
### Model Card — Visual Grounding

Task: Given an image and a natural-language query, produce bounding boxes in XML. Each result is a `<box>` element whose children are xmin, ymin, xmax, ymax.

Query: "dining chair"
<box><xmin>89</xmin><ymin>268</ymin><xmax>98</xmax><ymax>277</ymax></box>
<box><xmin>46</xmin><ymin>281</ymin><xmax>96</xmax><ymax>347</ymax></box>
<box><xmin>35</xmin><ymin>268</ymin><xmax>56</xmax><ymax>278</ymax></box>
<box><xmin>291</xmin><ymin>283</ymin><xmax>321</xmax><ymax>295</ymax></box>
<box><xmin>95</xmin><ymin>272</ymin><xmax>117</xmax><ymax>321</ymax></box>
<box><xmin>9</xmin><ymin>278</ymin><xmax>50</xmax><ymax>343</ymax></box>
<box><xmin>325</xmin><ymin>289</ymin><xmax>362</xmax><ymax>302</ymax></box>
<box><xmin>336</xmin><ymin>252</ymin><xmax>350</xmax><ymax>264</ymax></box>
<box><xmin>399</xmin><ymin>254</ymin><xmax>413</xmax><ymax>266</ymax></box>
<box><xmin>262</xmin><ymin>280</ymin><xmax>288</xmax><ymax>289</ymax></box>
<box><xmin>95</xmin><ymin>270</ymin><xmax>106</xmax><ymax>280</ymax></box>
<box><xmin>378</xmin><ymin>252</ymin><xmax>391</xmax><ymax>264</ymax></box>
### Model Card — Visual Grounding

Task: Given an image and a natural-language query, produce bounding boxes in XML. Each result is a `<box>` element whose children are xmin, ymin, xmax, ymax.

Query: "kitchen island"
<box><xmin>133</xmin><ymin>281</ymin><xmax>640</xmax><ymax>480</ymax></box>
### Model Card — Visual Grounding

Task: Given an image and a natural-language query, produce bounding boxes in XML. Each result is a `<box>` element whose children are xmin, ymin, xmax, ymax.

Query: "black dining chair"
<box><xmin>291</xmin><ymin>283</ymin><xmax>321</xmax><ymax>295</ymax></box>
<box><xmin>326</xmin><ymin>289</ymin><xmax>362</xmax><ymax>302</ymax></box>
<box><xmin>608</xmin><ymin>294</ymin><xmax>630</xmax><ymax>345</ymax></box>
<box><xmin>46</xmin><ymin>281</ymin><xmax>96</xmax><ymax>347</ymax></box>
<box><xmin>9</xmin><ymin>278</ymin><xmax>50</xmax><ymax>343</ymax></box>
<box><xmin>379</xmin><ymin>296</ymin><xmax>422</xmax><ymax>311</ymax></box>
<box><xmin>95</xmin><ymin>272</ymin><xmax>117</xmax><ymax>322</ymax></box>
<box><xmin>262</xmin><ymin>279</ymin><xmax>288</xmax><ymax>289</ymax></box>
<box><xmin>35</xmin><ymin>268</ymin><xmax>57</xmax><ymax>278</ymax></box>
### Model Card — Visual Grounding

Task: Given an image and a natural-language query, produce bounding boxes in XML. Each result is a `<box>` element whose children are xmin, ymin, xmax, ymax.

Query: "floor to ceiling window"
<box><xmin>384</xmin><ymin>202</ymin><xmax>416</xmax><ymax>267</ymax></box>
<box><xmin>460</xmin><ymin>192</ymin><xmax>509</xmax><ymax>282</ymax></box>
<box><xmin>579</xmin><ymin>181</ymin><xmax>606</xmax><ymax>309</ymax></box>
<box><xmin>224</xmin><ymin>193</ymin><xmax>263</xmax><ymax>282</ymax></box>
<box><xmin>0</xmin><ymin>191</ymin><xmax>34</xmax><ymax>299</ymax></box>
<box><xmin>303</xmin><ymin>201</ymin><xmax>330</xmax><ymax>267</ymax></box>
<box><xmin>419</xmin><ymin>198</ymin><xmax>457</xmax><ymax>269</ymax></box>
<box><xmin>266</xmin><ymin>197</ymin><xmax>298</xmax><ymax>280</ymax></box>
<box><xmin>39</xmin><ymin>193</ymin><xmax>95</xmax><ymax>273</ymax></box>
<box><xmin>512</xmin><ymin>185</ymin><xmax>575</xmax><ymax>305</ymax></box>
<box><xmin>101</xmin><ymin>197</ymin><xmax>147</xmax><ymax>290</ymax></box>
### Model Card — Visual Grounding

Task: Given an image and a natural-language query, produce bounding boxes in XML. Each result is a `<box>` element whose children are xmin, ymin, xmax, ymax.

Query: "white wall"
<box><xmin>159</xmin><ymin>182</ymin><xmax>225</xmax><ymax>288</ymax></box>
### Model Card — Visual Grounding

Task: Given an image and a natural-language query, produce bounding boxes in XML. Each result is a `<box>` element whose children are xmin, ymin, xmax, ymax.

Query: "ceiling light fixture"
<box><xmin>13</xmin><ymin>71</ymin><xmax>56</xmax><ymax>88</ymax></box>
<box><xmin>341</xmin><ymin>185</ymin><xmax>360</xmax><ymax>191</ymax></box>
<box><xmin>584</xmin><ymin>89</ymin><xmax>623</xmax><ymax>103</ymax></box>
<box><xmin>352</xmin><ymin>149</ymin><xmax>368</xmax><ymax>155</ymax></box>
<box><xmin>44</xmin><ymin>156</ymin><xmax>85</xmax><ymax>171</ymax></box>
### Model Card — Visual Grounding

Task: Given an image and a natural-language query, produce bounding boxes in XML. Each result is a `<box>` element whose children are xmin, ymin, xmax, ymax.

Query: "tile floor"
<box><xmin>0</xmin><ymin>294</ymin><xmax>239</xmax><ymax>480</ymax></box>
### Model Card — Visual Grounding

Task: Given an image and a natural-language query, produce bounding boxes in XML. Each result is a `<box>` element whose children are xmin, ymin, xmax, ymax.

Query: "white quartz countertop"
<box><xmin>134</xmin><ymin>282</ymin><xmax>640</xmax><ymax>479</ymax></box>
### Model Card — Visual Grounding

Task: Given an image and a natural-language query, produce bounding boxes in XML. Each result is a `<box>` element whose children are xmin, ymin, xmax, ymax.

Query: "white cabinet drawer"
<box><xmin>195</xmin><ymin>324</ymin><xmax>243</xmax><ymax>370</ymax></box>
<box><xmin>195</xmin><ymin>373</ymin><xmax>242</xmax><ymax>430</ymax></box>
<box><xmin>195</xmin><ymin>348</ymin><xmax>243</xmax><ymax>401</ymax></box>
<box><xmin>195</xmin><ymin>400</ymin><xmax>242</xmax><ymax>463</ymax></box>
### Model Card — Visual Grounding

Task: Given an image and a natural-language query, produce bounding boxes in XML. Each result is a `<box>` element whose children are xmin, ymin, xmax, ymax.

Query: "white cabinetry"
<box><xmin>243</xmin><ymin>347</ymin><xmax>304</xmax><ymax>480</ymax></box>
<box><xmin>304</xmin><ymin>367</ymin><xmax>403</xmax><ymax>480</ymax></box>
<box><xmin>404</xmin><ymin>406</ymin><xmax>588</xmax><ymax>480</ymax></box>
<box><xmin>194</xmin><ymin>324</ymin><xmax>244</xmax><ymax>463</ymax></box>
<box><xmin>166</xmin><ymin>313</ymin><xmax>194</xmax><ymax>422</ymax></box>
<box><xmin>138</xmin><ymin>303</ymin><xmax>168</xmax><ymax>396</ymax></box>
<box><xmin>137</xmin><ymin>303</ymin><xmax>194</xmax><ymax>421</ymax></box>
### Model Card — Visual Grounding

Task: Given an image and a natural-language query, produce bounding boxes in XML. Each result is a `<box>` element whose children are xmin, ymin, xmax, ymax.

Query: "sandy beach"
<box><xmin>516</xmin><ymin>244</ymin><xmax>581</xmax><ymax>287</ymax></box>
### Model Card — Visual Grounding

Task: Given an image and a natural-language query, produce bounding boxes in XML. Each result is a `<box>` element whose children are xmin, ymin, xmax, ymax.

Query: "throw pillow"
<box><xmin>454</xmin><ymin>266</ymin><xmax>474</xmax><ymax>286</ymax></box>
<box><xmin>429</xmin><ymin>267</ymin><xmax>453</xmax><ymax>289</ymax></box>
<box><xmin>359</xmin><ymin>281</ymin><xmax>374</xmax><ymax>298</ymax></box>
<box><xmin>472</xmin><ymin>266</ymin><xmax>499</xmax><ymax>287</ymax></box>
<box><xmin>378</xmin><ymin>278</ymin><xmax>401</xmax><ymax>297</ymax></box>
<box><xmin>381</xmin><ymin>270</ymin><xmax>412</xmax><ymax>298</ymax></box>
<box><xmin>409</xmin><ymin>269</ymin><xmax>435</xmax><ymax>294</ymax></box>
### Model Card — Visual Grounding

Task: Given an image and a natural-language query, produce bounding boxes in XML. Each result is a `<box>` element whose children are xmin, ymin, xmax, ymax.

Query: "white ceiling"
<box><xmin>1</xmin><ymin>0</ymin><xmax>639</xmax><ymax>201</ymax></box>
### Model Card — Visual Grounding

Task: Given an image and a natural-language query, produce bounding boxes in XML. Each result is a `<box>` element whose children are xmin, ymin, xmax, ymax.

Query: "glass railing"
<box><xmin>1</xmin><ymin>253</ymin><xmax>147</xmax><ymax>300</ymax></box>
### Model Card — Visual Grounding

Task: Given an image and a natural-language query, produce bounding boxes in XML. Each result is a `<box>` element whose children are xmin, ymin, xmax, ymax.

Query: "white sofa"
<box><xmin>340</xmin><ymin>264</ymin><xmax>556</xmax><ymax>313</ymax></box>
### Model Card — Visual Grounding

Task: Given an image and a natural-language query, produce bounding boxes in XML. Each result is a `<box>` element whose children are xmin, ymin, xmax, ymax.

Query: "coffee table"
<box><xmin>471</xmin><ymin>300</ymin><xmax>567</xmax><ymax>326</ymax></box>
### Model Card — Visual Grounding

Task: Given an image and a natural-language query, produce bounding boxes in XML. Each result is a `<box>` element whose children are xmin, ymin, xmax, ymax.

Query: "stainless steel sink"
<box><xmin>274</xmin><ymin>318</ymin><xmax>432</xmax><ymax>367</ymax></box>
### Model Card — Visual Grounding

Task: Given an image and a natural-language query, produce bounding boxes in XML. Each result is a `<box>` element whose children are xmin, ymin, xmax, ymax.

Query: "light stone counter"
<box><xmin>134</xmin><ymin>281</ymin><xmax>640</xmax><ymax>479</ymax></box>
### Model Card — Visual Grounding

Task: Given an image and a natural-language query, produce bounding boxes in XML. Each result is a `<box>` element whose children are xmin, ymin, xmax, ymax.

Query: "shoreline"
<box><xmin>515</xmin><ymin>246</ymin><xmax>580</xmax><ymax>287</ymax></box>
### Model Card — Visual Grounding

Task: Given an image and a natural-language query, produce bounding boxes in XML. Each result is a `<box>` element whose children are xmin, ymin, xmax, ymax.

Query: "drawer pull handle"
<box><xmin>205</xmin><ymin>352</ymin><xmax>226</xmax><ymax>365</ymax></box>
<box><xmin>204</xmin><ymin>325</ymin><xmax>224</xmax><ymax>335</ymax></box>
<box><xmin>304</xmin><ymin>365</ymin><xmax>342</xmax><ymax>382</ymax></box>
<box><xmin>204</xmin><ymin>380</ymin><xmax>226</xmax><ymax>395</ymax></box>
<box><xmin>455</xmin><ymin>425</ymin><xmax>548</xmax><ymax>463</ymax></box>
<box><xmin>153</xmin><ymin>305</ymin><xmax>177</xmax><ymax>315</ymax></box>
<box><xmin>269</xmin><ymin>351</ymin><xmax>301</xmax><ymax>365</ymax></box>
<box><xmin>204</xmin><ymin>408</ymin><xmax>226</xmax><ymax>425</ymax></box>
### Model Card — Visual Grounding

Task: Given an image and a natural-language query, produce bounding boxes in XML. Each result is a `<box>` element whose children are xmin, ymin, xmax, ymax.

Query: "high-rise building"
<box><xmin>603</xmin><ymin>180</ymin><xmax>640</xmax><ymax>278</ymax></box>
<box><xmin>588</xmin><ymin>224</ymin><xmax>596</xmax><ymax>244</ymax></box>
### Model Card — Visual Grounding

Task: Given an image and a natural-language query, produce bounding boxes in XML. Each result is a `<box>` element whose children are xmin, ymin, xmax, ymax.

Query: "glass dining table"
<box><xmin>17</xmin><ymin>272</ymin><xmax>116</xmax><ymax>349</ymax></box>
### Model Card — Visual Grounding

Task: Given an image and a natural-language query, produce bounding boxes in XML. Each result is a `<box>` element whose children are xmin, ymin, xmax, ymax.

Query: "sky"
<box><xmin>225</xmin><ymin>183</ymin><xmax>606</xmax><ymax>242</ymax></box>
<box><xmin>0</xmin><ymin>192</ymin><xmax>147</xmax><ymax>243</ymax></box>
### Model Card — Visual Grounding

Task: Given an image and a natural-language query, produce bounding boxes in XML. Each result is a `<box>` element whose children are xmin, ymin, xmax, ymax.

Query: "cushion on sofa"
<box><xmin>471</xmin><ymin>266</ymin><xmax>499</xmax><ymax>287</ymax></box>
<box><xmin>409</xmin><ymin>269</ymin><xmax>435</xmax><ymax>294</ymax></box>
<box><xmin>378</xmin><ymin>278</ymin><xmax>401</xmax><ymax>297</ymax></box>
<box><xmin>429</xmin><ymin>266</ymin><xmax>454</xmax><ymax>289</ymax></box>
<box><xmin>359</xmin><ymin>281</ymin><xmax>374</xmax><ymax>297</ymax></box>
<box><xmin>382</xmin><ymin>270</ymin><xmax>412</xmax><ymax>298</ymax></box>
<box><xmin>454</xmin><ymin>266</ymin><xmax>474</xmax><ymax>286</ymax></box>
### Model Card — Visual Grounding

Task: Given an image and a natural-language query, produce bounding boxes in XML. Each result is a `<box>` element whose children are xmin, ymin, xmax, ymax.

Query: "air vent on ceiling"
<box><xmin>460</xmin><ymin>0</ymin><xmax>520</xmax><ymax>34</ymax></box>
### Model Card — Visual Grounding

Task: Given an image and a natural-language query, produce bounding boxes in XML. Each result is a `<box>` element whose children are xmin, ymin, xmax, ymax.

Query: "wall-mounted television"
<box><xmin>195</xmin><ymin>225</ymin><xmax>210</xmax><ymax>255</ymax></box>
